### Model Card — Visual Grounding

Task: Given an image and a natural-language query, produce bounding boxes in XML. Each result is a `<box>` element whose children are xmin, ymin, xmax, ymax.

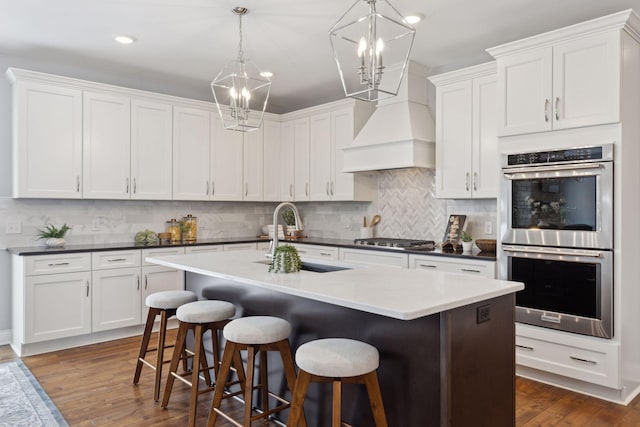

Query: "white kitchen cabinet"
<box><xmin>141</xmin><ymin>265</ymin><xmax>185</xmax><ymax>321</ymax></box>
<box><xmin>339</xmin><ymin>248</ymin><xmax>408</xmax><ymax>268</ymax></box>
<box><xmin>131</xmin><ymin>98</ymin><xmax>173</xmax><ymax>200</ymax></box>
<box><xmin>92</xmin><ymin>266</ymin><xmax>141</xmax><ymax>332</ymax></box>
<box><xmin>173</xmin><ymin>105</ymin><xmax>210</xmax><ymax>200</ymax></box>
<box><xmin>263</xmin><ymin>119</ymin><xmax>284</xmax><ymax>201</ymax></box>
<box><xmin>211</xmin><ymin>114</ymin><xmax>244</xmax><ymax>200</ymax></box>
<box><xmin>243</xmin><ymin>125</ymin><xmax>264</xmax><ymax>201</ymax></box>
<box><xmin>292</xmin><ymin>243</ymin><xmax>339</xmax><ymax>260</ymax></box>
<box><xmin>430</xmin><ymin>62</ymin><xmax>497</xmax><ymax>199</ymax></box>
<box><xmin>293</xmin><ymin>117</ymin><xmax>311</xmax><ymax>201</ymax></box>
<box><xmin>82</xmin><ymin>91</ymin><xmax>131</xmax><ymax>199</ymax></box>
<box><xmin>409</xmin><ymin>254</ymin><xmax>495</xmax><ymax>279</ymax></box>
<box><xmin>184</xmin><ymin>245</ymin><xmax>223</xmax><ymax>254</ymax></box>
<box><xmin>309</xmin><ymin>112</ymin><xmax>332</xmax><ymax>200</ymax></box>
<box><xmin>279</xmin><ymin>120</ymin><xmax>296</xmax><ymax>201</ymax></box>
<box><xmin>223</xmin><ymin>243</ymin><xmax>258</xmax><ymax>251</ymax></box>
<box><xmin>9</xmin><ymin>76</ymin><xmax>83</xmax><ymax>198</ymax></box>
<box><xmin>490</xmin><ymin>31</ymin><xmax>620</xmax><ymax>136</ymax></box>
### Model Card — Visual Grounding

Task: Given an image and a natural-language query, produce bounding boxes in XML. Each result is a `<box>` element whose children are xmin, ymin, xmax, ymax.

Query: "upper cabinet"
<box><xmin>211</xmin><ymin>114</ymin><xmax>244</xmax><ymax>201</ymax></box>
<box><xmin>293</xmin><ymin>117</ymin><xmax>311</xmax><ymax>201</ymax></box>
<box><xmin>243</xmin><ymin>125</ymin><xmax>264</xmax><ymax>201</ymax></box>
<box><xmin>10</xmin><ymin>78</ymin><xmax>83</xmax><ymax>198</ymax></box>
<box><xmin>263</xmin><ymin>119</ymin><xmax>285</xmax><ymax>202</ymax></box>
<box><xmin>488</xmin><ymin>21</ymin><xmax>622</xmax><ymax>137</ymax></box>
<box><xmin>430</xmin><ymin>63</ymin><xmax>498</xmax><ymax>199</ymax></box>
<box><xmin>172</xmin><ymin>105</ymin><xmax>210</xmax><ymax>201</ymax></box>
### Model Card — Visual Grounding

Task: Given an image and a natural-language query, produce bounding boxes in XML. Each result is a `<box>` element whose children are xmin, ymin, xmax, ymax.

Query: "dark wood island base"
<box><xmin>187</xmin><ymin>272</ymin><xmax>516</xmax><ymax>427</ymax></box>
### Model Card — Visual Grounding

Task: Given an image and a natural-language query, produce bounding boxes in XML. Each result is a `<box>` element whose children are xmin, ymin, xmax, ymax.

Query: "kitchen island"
<box><xmin>146</xmin><ymin>250</ymin><xmax>523</xmax><ymax>427</ymax></box>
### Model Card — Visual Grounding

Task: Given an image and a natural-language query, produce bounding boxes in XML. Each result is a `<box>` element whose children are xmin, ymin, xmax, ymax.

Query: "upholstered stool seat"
<box><xmin>133</xmin><ymin>290</ymin><xmax>197</xmax><ymax>401</ymax></box>
<box><xmin>287</xmin><ymin>338</ymin><xmax>387</xmax><ymax>427</ymax></box>
<box><xmin>162</xmin><ymin>300</ymin><xmax>237</xmax><ymax>427</ymax></box>
<box><xmin>208</xmin><ymin>316</ymin><xmax>305</xmax><ymax>427</ymax></box>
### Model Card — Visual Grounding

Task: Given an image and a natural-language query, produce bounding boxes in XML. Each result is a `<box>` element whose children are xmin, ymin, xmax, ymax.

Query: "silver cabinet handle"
<box><xmin>473</xmin><ymin>172</ymin><xmax>478</xmax><ymax>191</ymax></box>
<box><xmin>305</xmin><ymin>183</ymin><xmax>309</xmax><ymax>196</ymax></box>
<box><xmin>48</xmin><ymin>262</ymin><xmax>70</xmax><ymax>267</ymax></box>
<box><xmin>544</xmin><ymin>99</ymin><xmax>550</xmax><ymax>122</ymax></box>
<box><xmin>245</xmin><ymin>183</ymin><xmax>248</xmax><ymax>197</ymax></box>
<box><xmin>125</xmin><ymin>177</ymin><xmax>129</xmax><ymax>194</ymax></box>
<box><xmin>144</xmin><ymin>274</ymin><xmax>148</xmax><ymax>290</ymax></box>
<box><xmin>465</xmin><ymin>172</ymin><xmax>470</xmax><ymax>191</ymax></box>
<box><xmin>326</xmin><ymin>182</ymin><xmax>330</xmax><ymax>196</ymax></box>
<box><xmin>570</xmin><ymin>355</ymin><xmax>597</xmax><ymax>365</ymax></box>
<box><xmin>320</xmin><ymin>252</ymin><xmax>332</xmax><ymax>257</ymax></box>
<box><xmin>297</xmin><ymin>250</ymin><xmax>307</xmax><ymax>254</ymax></box>
<box><xmin>137</xmin><ymin>275</ymin><xmax>140</xmax><ymax>291</ymax></box>
<box><xmin>418</xmin><ymin>263</ymin><xmax>437</xmax><ymax>269</ymax></box>
<box><xmin>460</xmin><ymin>268</ymin><xmax>481</xmax><ymax>273</ymax></box>
<box><xmin>107</xmin><ymin>258</ymin><xmax>127</xmax><ymax>263</ymax></box>
<box><xmin>86</xmin><ymin>280</ymin><xmax>90</xmax><ymax>297</ymax></box>
<box><xmin>516</xmin><ymin>344</ymin><xmax>534</xmax><ymax>351</ymax></box>
<box><xmin>133</xmin><ymin>178</ymin><xmax>137</xmax><ymax>194</ymax></box>
<box><xmin>289</xmin><ymin>184</ymin><xmax>293</xmax><ymax>198</ymax></box>
<box><xmin>503</xmin><ymin>246</ymin><xmax>603</xmax><ymax>258</ymax></box>
<box><xmin>212</xmin><ymin>181</ymin><xmax>215</xmax><ymax>196</ymax></box>
<box><xmin>76</xmin><ymin>176</ymin><xmax>80</xmax><ymax>192</ymax></box>
<box><xmin>555</xmin><ymin>97</ymin><xmax>560</xmax><ymax>121</ymax></box>
<box><xmin>331</xmin><ymin>181</ymin><xmax>334</xmax><ymax>196</ymax></box>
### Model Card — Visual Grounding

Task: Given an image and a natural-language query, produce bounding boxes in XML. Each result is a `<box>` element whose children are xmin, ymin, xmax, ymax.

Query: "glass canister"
<box><xmin>182</xmin><ymin>214</ymin><xmax>197</xmax><ymax>242</ymax></box>
<box><xmin>166</xmin><ymin>219</ymin><xmax>181</xmax><ymax>243</ymax></box>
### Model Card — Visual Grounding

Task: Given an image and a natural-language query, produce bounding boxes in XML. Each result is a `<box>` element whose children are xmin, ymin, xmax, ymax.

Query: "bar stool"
<box><xmin>207</xmin><ymin>316</ymin><xmax>304</xmax><ymax>427</ymax></box>
<box><xmin>287</xmin><ymin>338</ymin><xmax>388</xmax><ymax>427</ymax></box>
<box><xmin>133</xmin><ymin>290</ymin><xmax>197</xmax><ymax>401</ymax></box>
<box><xmin>161</xmin><ymin>300</ymin><xmax>237</xmax><ymax>427</ymax></box>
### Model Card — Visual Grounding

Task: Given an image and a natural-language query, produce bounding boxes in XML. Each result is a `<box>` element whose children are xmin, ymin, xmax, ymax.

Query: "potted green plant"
<box><xmin>36</xmin><ymin>223</ymin><xmax>71</xmax><ymax>248</ymax></box>
<box><xmin>282</xmin><ymin>208</ymin><xmax>300</xmax><ymax>237</ymax></box>
<box><xmin>269</xmin><ymin>244</ymin><xmax>302</xmax><ymax>273</ymax></box>
<box><xmin>460</xmin><ymin>230</ymin><xmax>473</xmax><ymax>252</ymax></box>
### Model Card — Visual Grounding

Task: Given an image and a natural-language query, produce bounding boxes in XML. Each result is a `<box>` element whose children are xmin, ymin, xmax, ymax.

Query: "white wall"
<box><xmin>0</xmin><ymin>52</ymin><xmax>496</xmax><ymax>343</ymax></box>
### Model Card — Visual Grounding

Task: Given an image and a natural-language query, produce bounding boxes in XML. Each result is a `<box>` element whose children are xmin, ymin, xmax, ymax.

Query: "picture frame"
<box><xmin>442</xmin><ymin>214</ymin><xmax>467</xmax><ymax>244</ymax></box>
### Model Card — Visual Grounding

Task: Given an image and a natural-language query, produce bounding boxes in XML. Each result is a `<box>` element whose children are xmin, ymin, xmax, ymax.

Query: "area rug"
<box><xmin>0</xmin><ymin>360</ymin><xmax>68</xmax><ymax>427</ymax></box>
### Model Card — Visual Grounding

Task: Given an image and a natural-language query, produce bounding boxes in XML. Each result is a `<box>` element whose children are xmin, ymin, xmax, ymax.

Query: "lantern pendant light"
<box><xmin>211</xmin><ymin>7</ymin><xmax>271</xmax><ymax>132</ymax></box>
<box><xmin>329</xmin><ymin>0</ymin><xmax>415</xmax><ymax>102</ymax></box>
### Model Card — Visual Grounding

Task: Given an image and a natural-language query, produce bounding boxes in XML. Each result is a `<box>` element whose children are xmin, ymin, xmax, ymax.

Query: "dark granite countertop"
<box><xmin>7</xmin><ymin>236</ymin><xmax>496</xmax><ymax>261</ymax></box>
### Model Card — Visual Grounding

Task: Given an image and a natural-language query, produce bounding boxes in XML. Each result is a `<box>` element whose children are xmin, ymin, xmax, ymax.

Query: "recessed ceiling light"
<box><xmin>403</xmin><ymin>14</ymin><xmax>424</xmax><ymax>25</ymax></box>
<box><xmin>114</xmin><ymin>35</ymin><xmax>136</xmax><ymax>44</ymax></box>
<box><xmin>260</xmin><ymin>71</ymin><xmax>273</xmax><ymax>78</ymax></box>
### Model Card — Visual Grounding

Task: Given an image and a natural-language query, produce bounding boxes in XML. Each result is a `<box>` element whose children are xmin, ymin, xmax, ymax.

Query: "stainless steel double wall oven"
<box><xmin>500</xmin><ymin>144</ymin><xmax>614</xmax><ymax>338</ymax></box>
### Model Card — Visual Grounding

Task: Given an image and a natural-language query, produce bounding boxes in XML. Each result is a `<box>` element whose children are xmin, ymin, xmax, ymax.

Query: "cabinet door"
<box><xmin>244</xmin><ymin>127</ymin><xmax>264</xmax><ymax>201</ymax></box>
<box><xmin>339</xmin><ymin>248</ymin><xmax>408</xmax><ymax>268</ymax></box>
<box><xmin>309</xmin><ymin>113</ymin><xmax>332</xmax><ymax>201</ymax></box>
<box><xmin>92</xmin><ymin>267</ymin><xmax>141</xmax><ymax>332</ymax></box>
<box><xmin>293</xmin><ymin>117</ymin><xmax>310</xmax><ymax>201</ymax></box>
<box><xmin>263</xmin><ymin>119</ymin><xmax>282</xmax><ymax>201</ymax></box>
<box><xmin>552</xmin><ymin>32</ymin><xmax>620</xmax><ymax>130</ymax></box>
<box><xmin>211</xmin><ymin>114</ymin><xmax>244</xmax><ymax>200</ymax></box>
<box><xmin>331</xmin><ymin>108</ymin><xmax>356</xmax><ymax>201</ymax></box>
<box><xmin>83</xmin><ymin>91</ymin><xmax>131</xmax><ymax>199</ymax></box>
<box><xmin>280</xmin><ymin>121</ymin><xmax>295</xmax><ymax>201</ymax></box>
<box><xmin>141</xmin><ymin>266</ymin><xmax>185</xmax><ymax>321</ymax></box>
<box><xmin>173</xmin><ymin>106</ymin><xmax>210</xmax><ymax>200</ymax></box>
<box><xmin>131</xmin><ymin>98</ymin><xmax>173</xmax><ymax>200</ymax></box>
<box><xmin>496</xmin><ymin>47</ymin><xmax>552</xmax><ymax>136</ymax></box>
<box><xmin>292</xmin><ymin>243</ymin><xmax>339</xmax><ymax>260</ymax></box>
<box><xmin>471</xmin><ymin>75</ymin><xmax>499</xmax><ymax>198</ymax></box>
<box><xmin>25</xmin><ymin>272</ymin><xmax>91</xmax><ymax>343</ymax></box>
<box><xmin>13</xmin><ymin>81</ymin><xmax>83</xmax><ymax>198</ymax></box>
<box><xmin>435</xmin><ymin>81</ymin><xmax>473</xmax><ymax>198</ymax></box>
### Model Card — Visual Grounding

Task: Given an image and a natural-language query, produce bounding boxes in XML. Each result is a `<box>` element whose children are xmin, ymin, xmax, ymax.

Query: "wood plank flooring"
<box><xmin>2</xmin><ymin>335</ymin><xmax>640</xmax><ymax>426</ymax></box>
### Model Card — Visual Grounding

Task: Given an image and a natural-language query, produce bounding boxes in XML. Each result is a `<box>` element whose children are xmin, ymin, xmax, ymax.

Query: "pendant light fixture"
<box><xmin>329</xmin><ymin>0</ymin><xmax>416</xmax><ymax>102</ymax></box>
<box><xmin>211</xmin><ymin>7</ymin><xmax>271</xmax><ymax>132</ymax></box>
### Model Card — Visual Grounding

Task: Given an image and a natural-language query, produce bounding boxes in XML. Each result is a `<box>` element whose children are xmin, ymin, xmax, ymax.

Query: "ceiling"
<box><xmin>2</xmin><ymin>0</ymin><xmax>639</xmax><ymax>113</ymax></box>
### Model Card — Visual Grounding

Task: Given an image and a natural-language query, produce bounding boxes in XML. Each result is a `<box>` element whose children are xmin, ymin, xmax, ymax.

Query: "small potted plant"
<box><xmin>269</xmin><ymin>244</ymin><xmax>302</xmax><ymax>273</ymax></box>
<box><xmin>460</xmin><ymin>230</ymin><xmax>473</xmax><ymax>252</ymax></box>
<box><xmin>282</xmin><ymin>208</ymin><xmax>300</xmax><ymax>237</ymax></box>
<box><xmin>37</xmin><ymin>223</ymin><xmax>71</xmax><ymax>248</ymax></box>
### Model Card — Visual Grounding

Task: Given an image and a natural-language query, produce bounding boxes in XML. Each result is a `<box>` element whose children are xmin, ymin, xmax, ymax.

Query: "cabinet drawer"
<box><xmin>25</xmin><ymin>253</ymin><xmax>91</xmax><ymax>276</ymax></box>
<box><xmin>92</xmin><ymin>250</ymin><xmax>140</xmax><ymax>270</ymax></box>
<box><xmin>141</xmin><ymin>247</ymin><xmax>185</xmax><ymax>266</ymax></box>
<box><xmin>292</xmin><ymin>243</ymin><xmax>339</xmax><ymax>260</ymax></box>
<box><xmin>409</xmin><ymin>255</ymin><xmax>495</xmax><ymax>279</ymax></box>
<box><xmin>184</xmin><ymin>245</ymin><xmax>223</xmax><ymax>254</ymax></box>
<box><xmin>223</xmin><ymin>243</ymin><xmax>257</xmax><ymax>251</ymax></box>
<box><xmin>339</xmin><ymin>248</ymin><xmax>407</xmax><ymax>268</ymax></box>
<box><xmin>515</xmin><ymin>327</ymin><xmax>620</xmax><ymax>388</ymax></box>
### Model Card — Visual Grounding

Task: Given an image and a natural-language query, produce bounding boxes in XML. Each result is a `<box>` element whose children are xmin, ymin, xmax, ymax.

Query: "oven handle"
<box><xmin>502</xmin><ymin>162</ymin><xmax>603</xmax><ymax>176</ymax></box>
<box><xmin>503</xmin><ymin>246</ymin><xmax>604</xmax><ymax>258</ymax></box>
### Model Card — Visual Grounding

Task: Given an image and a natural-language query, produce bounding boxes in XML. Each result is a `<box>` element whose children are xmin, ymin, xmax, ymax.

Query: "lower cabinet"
<box><xmin>141</xmin><ymin>265</ymin><xmax>185</xmax><ymax>321</ymax></box>
<box><xmin>92</xmin><ymin>266</ymin><xmax>141</xmax><ymax>332</ymax></box>
<box><xmin>409</xmin><ymin>254</ymin><xmax>495</xmax><ymax>279</ymax></box>
<box><xmin>292</xmin><ymin>243</ymin><xmax>339</xmax><ymax>260</ymax></box>
<box><xmin>339</xmin><ymin>248</ymin><xmax>408</xmax><ymax>268</ymax></box>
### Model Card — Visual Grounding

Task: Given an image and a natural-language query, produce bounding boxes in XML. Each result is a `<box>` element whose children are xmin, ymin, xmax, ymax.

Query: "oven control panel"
<box><xmin>507</xmin><ymin>146</ymin><xmax>604</xmax><ymax>166</ymax></box>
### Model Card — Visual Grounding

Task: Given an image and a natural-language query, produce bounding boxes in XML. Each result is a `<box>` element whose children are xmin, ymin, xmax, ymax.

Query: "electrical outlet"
<box><xmin>6</xmin><ymin>219</ymin><xmax>22</xmax><ymax>234</ymax></box>
<box><xmin>477</xmin><ymin>305</ymin><xmax>491</xmax><ymax>324</ymax></box>
<box><xmin>484</xmin><ymin>221</ymin><xmax>493</xmax><ymax>235</ymax></box>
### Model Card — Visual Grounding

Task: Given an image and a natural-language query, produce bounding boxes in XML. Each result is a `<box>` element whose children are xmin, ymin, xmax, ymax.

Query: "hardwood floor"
<box><xmin>3</xmin><ymin>335</ymin><xmax>640</xmax><ymax>426</ymax></box>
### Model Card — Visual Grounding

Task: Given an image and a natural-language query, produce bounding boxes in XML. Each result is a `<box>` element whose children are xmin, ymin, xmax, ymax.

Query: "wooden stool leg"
<box><xmin>161</xmin><ymin>321</ymin><xmax>189</xmax><ymax>407</ymax></box>
<box><xmin>211</xmin><ymin>325</ymin><xmax>221</xmax><ymax>385</ymax></box>
<box><xmin>188</xmin><ymin>323</ymin><xmax>204</xmax><ymax>427</ymax></box>
<box><xmin>286</xmin><ymin>370</ymin><xmax>312</xmax><ymax>427</ymax></box>
<box><xmin>153</xmin><ymin>309</ymin><xmax>169</xmax><ymax>401</ymax></box>
<box><xmin>332</xmin><ymin>380</ymin><xmax>341</xmax><ymax>427</ymax></box>
<box><xmin>278</xmin><ymin>340</ymin><xmax>308</xmax><ymax>427</ymax></box>
<box><xmin>244</xmin><ymin>346</ymin><xmax>256</xmax><ymax>427</ymax></box>
<box><xmin>260</xmin><ymin>350</ymin><xmax>269</xmax><ymax>412</ymax></box>
<box><xmin>207</xmin><ymin>341</ymin><xmax>238</xmax><ymax>427</ymax></box>
<box><xmin>363</xmin><ymin>371</ymin><xmax>388</xmax><ymax>427</ymax></box>
<box><xmin>133</xmin><ymin>307</ymin><xmax>158</xmax><ymax>384</ymax></box>
<box><xmin>233</xmin><ymin>346</ymin><xmax>247</xmax><ymax>395</ymax></box>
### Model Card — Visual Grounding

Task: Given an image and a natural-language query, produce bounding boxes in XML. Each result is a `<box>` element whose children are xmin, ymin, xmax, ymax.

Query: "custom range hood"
<box><xmin>342</xmin><ymin>61</ymin><xmax>435</xmax><ymax>172</ymax></box>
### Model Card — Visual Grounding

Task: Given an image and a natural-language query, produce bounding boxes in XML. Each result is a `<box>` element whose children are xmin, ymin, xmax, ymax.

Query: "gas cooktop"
<box><xmin>353</xmin><ymin>238</ymin><xmax>436</xmax><ymax>251</ymax></box>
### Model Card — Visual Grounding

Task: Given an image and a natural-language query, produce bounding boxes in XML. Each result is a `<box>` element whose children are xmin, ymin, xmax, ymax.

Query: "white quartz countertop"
<box><xmin>146</xmin><ymin>250</ymin><xmax>523</xmax><ymax>321</ymax></box>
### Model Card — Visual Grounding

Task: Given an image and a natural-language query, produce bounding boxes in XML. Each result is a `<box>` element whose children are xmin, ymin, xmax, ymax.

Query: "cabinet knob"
<box><xmin>289</xmin><ymin>184</ymin><xmax>293</xmax><ymax>198</ymax></box>
<box><xmin>125</xmin><ymin>177</ymin><xmax>129</xmax><ymax>194</ymax></box>
<box><xmin>473</xmin><ymin>172</ymin><xmax>478</xmax><ymax>191</ymax></box>
<box><xmin>555</xmin><ymin>97</ymin><xmax>560</xmax><ymax>121</ymax></box>
<box><xmin>76</xmin><ymin>176</ymin><xmax>80</xmax><ymax>192</ymax></box>
<box><xmin>465</xmin><ymin>172</ymin><xmax>470</xmax><ymax>191</ymax></box>
<box><xmin>133</xmin><ymin>178</ymin><xmax>137</xmax><ymax>194</ymax></box>
<box><xmin>326</xmin><ymin>182</ymin><xmax>330</xmax><ymax>196</ymax></box>
<box><xmin>245</xmin><ymin>183</ymin><xmax>248</xmax><ymax>197</ymax></box>
<box><xmin>544</xmin><ymin>99</ymin><xmax>550</xmax><ymax>122</ymax></box>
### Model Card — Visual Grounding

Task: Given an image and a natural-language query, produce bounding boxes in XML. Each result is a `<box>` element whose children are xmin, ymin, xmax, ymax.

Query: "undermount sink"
<box><xmin>255</xmin><ymin>259</ymin><xmax>351</xmax><ymax>273</ymax></box>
